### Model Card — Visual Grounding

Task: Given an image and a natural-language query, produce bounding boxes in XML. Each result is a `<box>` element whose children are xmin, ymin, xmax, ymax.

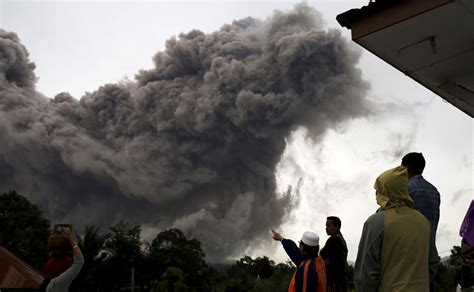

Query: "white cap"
<box><xmin>301</xmin><ymin>231</ymin><xmax>319</xmax><ymax>247</ymax></box>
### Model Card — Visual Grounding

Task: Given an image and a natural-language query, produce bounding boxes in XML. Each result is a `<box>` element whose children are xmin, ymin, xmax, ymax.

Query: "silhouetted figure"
<box><xmin>402</xmin><ymin>152</ymin><xmax>441</xmax><ymax>291</ymax></box>
<box><xmin>401</xmin><ymin>152</ymin><xmax>440</xmax><ymax>238</ymax></box>
<box><xmin>456</xmin><ymin>200</ymin><xmax>474</xmax><ymax>289</ymax></box>
<box><xmin>40</xmin><ymin>227</ymin><xmax>84</xmax><ymax>292</ymax></box>
<box><xmin>354</xmin><ymin>166</ymin><xmax>439</xmax><ymax>292</ymax></box>
<box><xmin>320</xmin><ymin>216</ymin><xmax>349</xmax><ymax>292</ymax></box>
<box><xmin>272</xmin><ymin>229</ymin><xmax>326</xmax><ymax>292</ymax></box>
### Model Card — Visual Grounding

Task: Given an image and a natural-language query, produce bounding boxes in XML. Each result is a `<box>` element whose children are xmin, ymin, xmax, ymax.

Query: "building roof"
<box><xmin>337</xmin><ymin>0</ymin><xmax>396</xmax><ymax>29</ymax></box>
<box><xmin>337</xmin><ymin>0</ymin><xmax>474</xmax><ymax>117</ymax></box>
<box><xmin>0</xmin><ymin>246</ymin><xmax>43</xmax><ymax>288</ymax></box>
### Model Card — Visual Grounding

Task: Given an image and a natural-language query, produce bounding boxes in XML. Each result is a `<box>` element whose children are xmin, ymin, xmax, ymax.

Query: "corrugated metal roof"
<box><xmin>0</xmin><ymin>246</ymin><xmax>43</xmax><ymax>288</ymax></box>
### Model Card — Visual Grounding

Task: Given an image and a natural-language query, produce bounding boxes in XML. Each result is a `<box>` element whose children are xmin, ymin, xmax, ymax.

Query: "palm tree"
<box><xmin>74</xmin><ymin>225</ymin><xmax>105</xmax><ymax>291</ymax></box>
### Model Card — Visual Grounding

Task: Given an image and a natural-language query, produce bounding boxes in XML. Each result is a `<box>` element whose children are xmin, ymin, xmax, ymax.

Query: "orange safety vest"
<box><xmin>288</xmin><ymin>256</ymin><xmax>326</xmax><ymax>292</ymax></box>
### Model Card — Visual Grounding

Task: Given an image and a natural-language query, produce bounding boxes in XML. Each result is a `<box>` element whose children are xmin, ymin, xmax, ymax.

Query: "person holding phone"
<box><xmin>40</xmin><ymin>227</ymin><xmax>84</xmax><ymax>292</ymax></box>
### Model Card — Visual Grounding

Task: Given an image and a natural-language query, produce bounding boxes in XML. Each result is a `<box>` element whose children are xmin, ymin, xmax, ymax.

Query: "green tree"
<box><xmin>219</xmin><ymin>255</ymin><xmax>289</xmax><ymax>291</ymax></box>
<box><xmin>223</xmin><ymin>256</ymin><xmax>256</xmax><ymax>291</ymax></box>
<box><xmin>433</xmin><ymin>261</ymin><xmax>455</xmax><ymax>291</ymax></box>
<box><xmin>98</xmin><ymin>221</ymin><xmax>143</xmax><ymax>291</ymax></box>
<box><xmin>0</xmin><ymin>190</ymin><xmax>50</xmax><ymax>270</ymax></box>
<box><xmin>346</xmin><ymin>264</ymin><xmax>355</xmax><ymax>291</ymax></box>
<box><xmin>254</xmin><ymin>261</ymin><xmax>294</xmax><ymax>292</ymax></box>
<box><xmin>249</xmin><ymin>256</ymin><xmax>275</xmax><ymax>279</ymax></box>
<box><xmin>450</xmin><ymin>245</ymin><xmax>465</xmax><ymax>267</ymax></box>
<box><xmin>73</xmin><ymin>225</ymin><xmax>106</xmax><ymax>291</ymax></box>
<box><xmin>150</xmin><ymin>267</ymin><xmax>188</xmax><ymax>292</ymax></box>
<box><xmin>147</xmin><ymin>228</ymin><xmax>208</xmax><ymax>289</ymax></box>
<box><xmin>450</xmin><ymin>245</ymin><xmax>474</xmax><ymax>289</ymax></box>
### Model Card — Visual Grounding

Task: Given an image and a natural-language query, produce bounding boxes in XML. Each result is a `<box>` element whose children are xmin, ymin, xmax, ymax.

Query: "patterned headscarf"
<box><xmin>374</xmin><ymin>166</ymin><xmax>414</xmax><ymax>209</ymax></box>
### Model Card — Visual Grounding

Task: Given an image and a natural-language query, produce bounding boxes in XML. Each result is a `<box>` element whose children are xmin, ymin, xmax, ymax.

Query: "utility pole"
<box><xmin>131</xmin><ymin>262</ymin><xmax>135</xmax><ymax>292</ymax></box>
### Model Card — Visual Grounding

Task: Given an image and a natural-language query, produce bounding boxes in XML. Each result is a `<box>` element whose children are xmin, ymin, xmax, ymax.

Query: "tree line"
<box><xmin>0</xmin><ymin>191</ymin><xmax>469</xmax><ymax>291</ymax></box>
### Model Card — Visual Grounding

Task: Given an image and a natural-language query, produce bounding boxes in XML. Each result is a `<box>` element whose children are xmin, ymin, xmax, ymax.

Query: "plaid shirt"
<box><xmin>408</xmin><ymin>175</ymin><xmax>440</xmax><ymax>237</ymax></box>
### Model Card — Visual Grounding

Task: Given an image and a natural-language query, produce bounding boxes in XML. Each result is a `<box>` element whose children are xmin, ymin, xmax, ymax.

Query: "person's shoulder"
<box><xmin>408</xmin><ymin>175</ymin><xmax>424</xmax><ymax>186</ymax></box>
<box><xmin>413</xmin><ymin>175</ymin><xmax>438</xmax><ymax>189</ymax></box>
<box><xmin>399</xmin><ymin>207</ymin><xmax>431</xmax><ymax>227</ymax></box>
<box><xmin>327</xmin><ymin>234</ymin><xmax>339</xmax><ymax>243</ymax></box>
<box><xmin>367</xmin><ymin>209</ymin><xmax>386</xmax><ymax>220</ymax></box>
<box><xmin>411</xmin><ymin>208</ymin><xmax>430</xmax><ymax>221</ymax></box>
<box><xmin>333</xmin><ymin>232</ymin><xmax>346</xmax><ymax>242</ymax></box>
<box><xmin>364</xmin><ymin>210</ymin><xmax>386</xmax><ymax>226</ymax></box>
<box><xmin>424</xmin><ymin>178</ymin><xmax>439</xmax><ymax>192</ymax></box>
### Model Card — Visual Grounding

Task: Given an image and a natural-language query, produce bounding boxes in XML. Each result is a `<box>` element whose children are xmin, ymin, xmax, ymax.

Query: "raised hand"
<box><xmin>271</xmin><ymin>229</ymin><xmax>283</xmax><ymax>241</ymax></box>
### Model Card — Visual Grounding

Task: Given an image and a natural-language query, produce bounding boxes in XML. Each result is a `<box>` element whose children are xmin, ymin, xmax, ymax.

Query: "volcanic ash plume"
<box><xmin>0</xmin><ymin>4</ymin><xmax>369</xmax><ymax>260</ymax></box>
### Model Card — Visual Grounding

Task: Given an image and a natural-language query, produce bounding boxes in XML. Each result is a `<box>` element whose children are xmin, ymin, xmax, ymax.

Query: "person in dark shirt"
<box><xmin>272</xmin><ymin>229</ymin><xmax>326</xmax><ymax>292</ymax></box>
<box><xmin>401</xmin><ymin>152</ymin><xmax>440</xmax><ymax>239</ymax></box>
<box><xmin>319</xmin><ymin>216</ymin><xmax>348</xmax><ymax>292</ymax></box>
<box><xmin>401</xmin><ymin>152</ymin><xmax>440</xmax><ymax>291</ymax></box>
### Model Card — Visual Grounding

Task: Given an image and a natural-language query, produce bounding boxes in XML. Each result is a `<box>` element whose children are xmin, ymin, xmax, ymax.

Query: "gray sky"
<box><xmin>1</xmin><ymin>0</ymin><xmax>472</xmax><ymax>263</ymax></box>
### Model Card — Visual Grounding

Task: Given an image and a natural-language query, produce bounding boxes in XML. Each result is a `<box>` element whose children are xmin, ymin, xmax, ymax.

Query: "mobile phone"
<box><xmin>54</xmin><ymin>224</ymin><xmax>73</xmax><ymax>234</ymax></box>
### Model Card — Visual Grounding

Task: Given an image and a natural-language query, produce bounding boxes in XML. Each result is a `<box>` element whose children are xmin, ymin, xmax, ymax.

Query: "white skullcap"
<box><xmin>301</xmin><ymin>231</ymin><xmax>319</xmax><ymax>246</ymax></box>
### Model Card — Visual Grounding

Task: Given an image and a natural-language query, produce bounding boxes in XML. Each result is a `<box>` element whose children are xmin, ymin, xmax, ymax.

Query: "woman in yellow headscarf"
<box><xmin>354</xmin><ymin>166</ymin><xmax>439</xmax><ymax>292</ymax></box>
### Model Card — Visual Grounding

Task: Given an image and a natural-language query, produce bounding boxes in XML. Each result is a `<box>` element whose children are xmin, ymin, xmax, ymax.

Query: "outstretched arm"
<box><xmin>272</xmin><ymin>229</ymin><xmax>304</xmax><ymax>266</ymax></box>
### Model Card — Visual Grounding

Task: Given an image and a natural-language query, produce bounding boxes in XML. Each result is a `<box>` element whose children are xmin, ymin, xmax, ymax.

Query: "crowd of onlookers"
<box><xmin>37</xmin><ymin>152</ymin><xmax>472</xmax><ymax>292</ymax></box>
<box><xmin>272</xmin><ymin>152</ymin><xmax>473</xmax><ymax>292</ymax></box>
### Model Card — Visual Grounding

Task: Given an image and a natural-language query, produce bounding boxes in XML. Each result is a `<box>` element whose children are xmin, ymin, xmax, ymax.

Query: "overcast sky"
<box><xmin>2</xmin><ymin>0</ymin><xmax>472</xmax><ymax>263</ymax></box>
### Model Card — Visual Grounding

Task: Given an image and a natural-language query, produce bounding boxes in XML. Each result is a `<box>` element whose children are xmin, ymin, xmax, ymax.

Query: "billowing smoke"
<box><xmin>0</xmin><ymin>4</ymin><xmax>369</xmax><ymax>260</ymax></box>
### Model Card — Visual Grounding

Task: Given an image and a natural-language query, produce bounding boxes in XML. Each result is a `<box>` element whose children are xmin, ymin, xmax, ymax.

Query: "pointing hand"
<box><xmin>271</xmin><ymin>229</ymin><xmax>283</xmax><ymax>241</ymax></box>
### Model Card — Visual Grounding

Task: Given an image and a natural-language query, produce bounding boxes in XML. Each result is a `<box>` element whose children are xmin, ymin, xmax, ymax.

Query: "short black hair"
<box><xmin>301</xmin><ymin>243</ymin><xmax>320</xmax><ymax>258</ymax></box>
<box><xmin>327</xmin><ymin>216</ymin><xmax>341</xmax><ymax>227</ymax></box>
<box><xmin>402</xmin><ymin>152</ymin><xmax>426</xmax><ymax>174</ymax></box>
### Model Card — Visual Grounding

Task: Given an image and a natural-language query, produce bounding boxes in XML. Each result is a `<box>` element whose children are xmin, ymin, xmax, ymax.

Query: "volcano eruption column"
<box><xmin>0</xmin><ymin>4</ymin><xmax>369</xmax><ymax>260</ymax></box>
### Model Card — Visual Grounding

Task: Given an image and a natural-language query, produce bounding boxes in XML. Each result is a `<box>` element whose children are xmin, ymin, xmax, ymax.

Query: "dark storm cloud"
<box><xmin>0</xmin><ymin>4</ymin><xmax>369</xmax><ymax>261</ymax></box>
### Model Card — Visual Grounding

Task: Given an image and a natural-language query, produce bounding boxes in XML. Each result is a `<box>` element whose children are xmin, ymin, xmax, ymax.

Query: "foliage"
<box><xmin>450</xmin><ymin>245</ymin><xmax>465</xmax><ymax>267</ymax></box>
<box><xmin>346</xmin><ymin>264</ymin><xmax>355</xmax><ymax>291</ymax></box>
<box><xmin>73</xmin><ymin>225</ymin><xmax>106</xmax><ymax>291</ymax></box>
<box><xmin>0</xmin><ymin>190</ymin><xmax>50</xmax><ymax>270</ymax></box>
<box><xmin>449</xmin><ymin>245</ymin><xmax>474</xmax><ymax>289</ymax></box>
<box><xmin>104</xmin><ymin>221</ymin><xmax>142</xmax><ymax>261</ymax></box>
<box><xmin>212</xmin><ymin>256</ymin><xmax>294</xmax><ymax>291</ymax></box>
<box><xmin>433</xmin><ymin>261</ymin><xmax>455</xmax><ymax>291</ymax></box>
<box><xmin>96</xmin><ymin>221</ymin><xmax>144</xmax><ymax>291</ymax></box>
<box><xmin>147</xmin><ymin>228</ymin><xmax>208</xmax><ymax>290</ymax></box>
<box><xmin>10</xmin><ymin>194</ymin><xmax>471</xmax><ymax>291</ymax></box>
<box><xmin>150</xmin><ymin>267</ymin><xmax>188</xmax><ymax>292</ymax></box>
<box><xmin>431</xmin><ymin>245</ymin><xmax>474</xmax><ymax>291</ymax></box>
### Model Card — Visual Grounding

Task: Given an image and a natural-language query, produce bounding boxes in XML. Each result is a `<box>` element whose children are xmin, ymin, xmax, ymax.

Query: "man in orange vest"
<box><xmin>272</xmin><ymin>229</ymin><xmax>326</xmax><ymax>292</ymax></box>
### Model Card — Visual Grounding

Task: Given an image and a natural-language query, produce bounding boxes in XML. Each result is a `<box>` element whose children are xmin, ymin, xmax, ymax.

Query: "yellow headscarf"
<box><xmin>374</xmin><ymin>166</ymin><xmax>414</xmax><ymax>209</ymax></box>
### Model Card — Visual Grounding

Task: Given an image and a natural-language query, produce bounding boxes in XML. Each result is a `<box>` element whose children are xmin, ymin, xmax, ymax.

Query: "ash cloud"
<box><xmin>0</xmin><ymin>4</ymin><xmax>369</xmax><ymax>261</ymax></box>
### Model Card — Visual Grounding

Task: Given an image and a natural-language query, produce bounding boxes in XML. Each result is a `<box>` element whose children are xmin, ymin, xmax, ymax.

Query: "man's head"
<box><xmin>299</xmin><ymin>231</ymin><xmax>320</xmax><ymax>258</ymax></box>
<box><xmin>326</xmin><ymin>216</ymin><xmax>341</xmax><ymax>236</ymax></box>
<box><xmin>401</xmin><ymin>152</ymin><xmax>425</xmax><ymax>178</ymax></box>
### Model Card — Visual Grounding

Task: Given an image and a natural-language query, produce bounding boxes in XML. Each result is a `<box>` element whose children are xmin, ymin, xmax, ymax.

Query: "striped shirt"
<box><xmin>408</xmin><ymin>175</ymin><xmax>440</xmax><ymax>237</ymax></box>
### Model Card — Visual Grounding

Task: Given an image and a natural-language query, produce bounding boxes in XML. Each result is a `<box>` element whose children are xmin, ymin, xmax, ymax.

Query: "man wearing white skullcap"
<box><xmin>272</xmin><ymin>229</ymin><xmax>326</xmax><ymax>292</ymax></box>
